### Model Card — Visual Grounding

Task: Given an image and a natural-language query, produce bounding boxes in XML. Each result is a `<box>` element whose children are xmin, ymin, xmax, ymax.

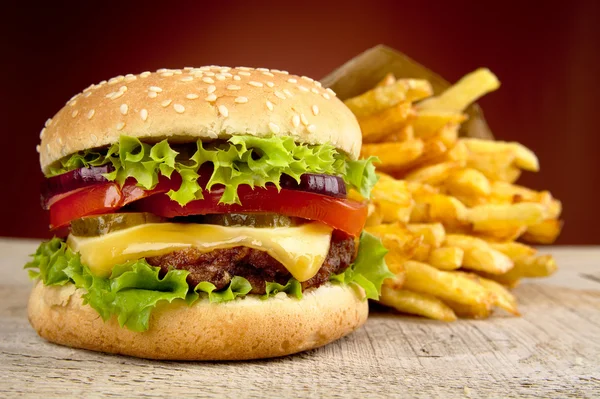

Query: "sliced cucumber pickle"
<box><xmin>71</xmin><ymin>212</ymin><xmax>164</xmax><ymax>237</ymax></box>
<box><xmin>201</xmin><ymin>213</ymin><xmax>306</xmax><ymax>228</ymax></box>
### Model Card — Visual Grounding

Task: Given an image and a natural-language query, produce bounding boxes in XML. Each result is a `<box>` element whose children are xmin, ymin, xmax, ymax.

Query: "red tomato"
<box><xmin>133</xmin><ymin>186</ymin><xmax>368</xmax><ymax>237</ymax></box>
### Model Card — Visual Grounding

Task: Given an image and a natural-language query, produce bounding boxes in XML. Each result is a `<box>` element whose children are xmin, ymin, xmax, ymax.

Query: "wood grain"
<box><xmin>0</xmin><ymin>241</ymin><xmax>599</xmax><ymax>398</ymax></box>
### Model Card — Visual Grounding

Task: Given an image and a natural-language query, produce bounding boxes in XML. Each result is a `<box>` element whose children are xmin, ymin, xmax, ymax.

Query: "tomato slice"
<box><xmin>133</xmin><ymin>186</ymin><xmax>368</xmax><ymax>236</ymax></box>
<box><xmin>49</xmin><ymin>175</ymin><xmax>178</xmax><ymax>229</ymax></box>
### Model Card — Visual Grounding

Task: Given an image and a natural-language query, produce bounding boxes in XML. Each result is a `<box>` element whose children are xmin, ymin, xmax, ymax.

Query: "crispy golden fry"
<box><xmin>444</xmin><ymin>234</ymin><xmax>514</xmax><ymax>274</ymax></box>
<box><xmin>406</xmin><ymin>223</ymin><xmax>446</xmax><ymax>248</ymax></box>
<box><xmin>467</xmin><ymin>203</ymin><xmax>549</xmax><ymax>233</ymax></box>
<box><xmin>467</xmin><ymin>150</ymin><xmax>521</xmax><ymax>182</ymax></box>
<box><xmin>522</xmin><ymin>219</ymin><xmax>563</xmax><ymax>244</ymax></box>
<box><xmin>347</xmin><ymin>79</ymin><xmax>431</xmax><ymax>118</ymax></box>
<box><xmin>462</xmin><ymin>138</ymin><xmax>539</xmax><ymax>172</ymax></box>
<box><xmin>437</xmin><ymin>123</ymin><xmax>460</xmax><ymax>148</ymax></box>
<box><xmin>376</xmin><ymin>73</ymin><xmax>396</xmax><ymax>87</ymax></box>
<box><xmin>364</xmin><ymin>202</ymin><xmax>384</xmax><ymax>227</ymax></box>
<box><xmin>405</xmin><ymin>162</ymin><xmax>461</xmax><ymax>185</ymax></box>
<box><xmin>411</xmin><ymin>243</ymin><xmax>432</xmax><ymax>262</ymax></box>
<box><xmin>489</xmin><ymin>241</ymin><xmax>537</xmax><ymax>259</ymax></box>
<box><xmin>416</xmin><ymin>68</ymin><xmax>500</xmax><ymax>112</ymax></box>
<box><xmin>358</xmin><ymin>102</ymin><xmax>414</xmax><ymax>142</ymax></box>
<box><xmin>361</xmin><ymin>140</ymin><xmax>424</xmax><ymax>171</ymax></box>
<box><xmin>427</xmin><ymin>246</ymin><xmax>464</xmax><ymax>270</ymax></box>
<box><xmin>405</xmin><ymin>181</ymin><xmax>439</xmax><ymax>196</ymax></box>
<box><xmin>475</xmin><ymin>226</ymin><xmax>527</xmax><ymax>243</ymax></box>
<box><xmin>403</xmin><ymin>260</ymin><xmax>493</xmax><ymax>306</ymax></box>
<box><xmin>443</xmin><ymin>139</ymin><xmax>469</xmax><ymax>163</ymax></box>
<box><xmin>445</xmin><ymin>168</ymin><xmax>491</xmax><ymax>198</ymax></box>
<box><xmin>371</xmin><ymin>175</ymin><xmax>414</xmax><ymax>223</ymax></box>
<box><xmin>411</xmin><ymin>193</ymin><xmax>468</xmax><ymax>225</ymax></box>
<box><xmin>379</xmin><ymin>286</ymin><xmax>457</xmax><ymax>321</ymax></box>
<box><xmin>411</xmin><ymin>110</ymin><xmax>467</xmax><ymax>136</ymax></box>
<box><xmin>444</xmin><ymin>299</ymin><xmax>492</xmax><ymax>319</ymax></box>
<box><xmin>365</xmin><ymin>223</ymin><xmax>422</xmax><ymax>275</ymax></box>
<box><xmin>482</xmin><ymin>254</ymin><xmax>558</xmax><ymax>285</ymax></box>
<box><xmin>387</xmin><ymin>125</ymin><xmax>414</xmax><ymax>142</ymax></box>
<box><xmin>478</xmin><ymin>278</ymin><xmax>520</xmax><ymax>316</ymax></box>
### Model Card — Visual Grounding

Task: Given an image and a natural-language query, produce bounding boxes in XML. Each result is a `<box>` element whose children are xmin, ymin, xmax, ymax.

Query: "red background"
<box><xmin>3</xmin><ymin>1</ymin><xmax>599</xmax><ymax>244</ymax></box>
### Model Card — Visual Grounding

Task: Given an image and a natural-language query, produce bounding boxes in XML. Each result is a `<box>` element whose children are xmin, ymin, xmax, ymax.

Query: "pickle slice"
<box><xmin>71</xmin><ymin>213</ymin><xmax>164</xmax><ymax>237</ymax></box>
<box><xmin>201</xmin><ymin>213</ymin><xmax>306</xmax><ymax>228</ymax></box>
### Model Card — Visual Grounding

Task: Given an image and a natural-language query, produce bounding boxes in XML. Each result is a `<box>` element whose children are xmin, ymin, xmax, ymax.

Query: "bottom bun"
<box><xmin>28</xmin><ymin>280</ymin><xmax>368</xmax><ymax>360</ymax></box>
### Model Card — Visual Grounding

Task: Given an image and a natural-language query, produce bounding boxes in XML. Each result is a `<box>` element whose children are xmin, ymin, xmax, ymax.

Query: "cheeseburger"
<box><xmin>26</xmin><ymin>66</ymin><xmax>392</xmax><ymax>360</ymax></box>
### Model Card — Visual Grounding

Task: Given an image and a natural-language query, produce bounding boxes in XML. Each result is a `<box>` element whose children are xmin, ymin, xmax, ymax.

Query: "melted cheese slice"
<box><xmin>67</xmin><ymin>222</ymin><xmax>333</xmax><ymax>282</ymax></box>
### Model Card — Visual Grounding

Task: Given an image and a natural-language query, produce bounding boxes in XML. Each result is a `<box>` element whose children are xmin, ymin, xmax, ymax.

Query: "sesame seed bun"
<box><xmin>38</xmin><ymin>66</ymin><xmax>362</xmax><ymax>174</ymax></box>
<box><xmin>28</xmin><ymin>280</ymin><xmax>368</xmax><ymax>360</ymax></box>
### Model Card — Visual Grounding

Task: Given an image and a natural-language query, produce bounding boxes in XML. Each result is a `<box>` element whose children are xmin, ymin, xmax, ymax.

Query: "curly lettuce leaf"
<box><xmin>263</xmin><ymin>278</ymin><xmax>303</xmax><ymax>299</ymax></box>
<box><xmin>331</xmin><ymin>231</ymin><xmax>393</xmax><ymax>300</ymax></box>
<box><xmin>189</xmin><ymin>276</ymin><xmax>253</xmax><ymax>304</ymax></box>
<box><xmin>46</xmin><ymin>135</ymin><xmax>379</xmax><ymax>205</ymax></box>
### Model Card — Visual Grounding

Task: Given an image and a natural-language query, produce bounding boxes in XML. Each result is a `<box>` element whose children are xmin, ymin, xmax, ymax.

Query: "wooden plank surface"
<box><xmin>0</xmin><ymin>240</ymin><xmax>599</xmax><ymax>398</ymax></box>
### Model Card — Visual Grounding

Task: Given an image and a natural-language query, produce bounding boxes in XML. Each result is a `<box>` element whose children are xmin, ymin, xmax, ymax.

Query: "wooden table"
<box><xmin>1</xmin><ymin>239</ymin><xmax>598</xmax><ymax>398</ymax></box>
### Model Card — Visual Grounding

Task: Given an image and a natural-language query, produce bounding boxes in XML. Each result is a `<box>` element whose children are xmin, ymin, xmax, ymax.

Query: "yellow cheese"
<box><xmin>67</xmin><ymin>222</ymin><xmax>333</xmax><ymax>282</ymax></box>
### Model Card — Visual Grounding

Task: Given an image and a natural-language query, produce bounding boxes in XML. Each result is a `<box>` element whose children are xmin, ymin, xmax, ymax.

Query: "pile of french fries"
<box><xmin>345</xmin><ymin>69</ymin><xmax>562</xmax><ymax>320</ymax></box>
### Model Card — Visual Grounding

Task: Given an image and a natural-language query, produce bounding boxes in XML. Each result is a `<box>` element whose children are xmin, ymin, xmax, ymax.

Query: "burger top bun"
<box><xmin>28</xmin><ymin>281</ymin><xmax>368</xmax><ymax>360</ymax></box>
<box><xmin>38</xmin><ymin>66</ymin><xmax>362</xmax><ymax>174</ymax></box>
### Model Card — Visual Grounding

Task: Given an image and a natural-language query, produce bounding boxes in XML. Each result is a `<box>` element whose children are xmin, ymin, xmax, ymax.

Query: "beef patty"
<box><xmin>146</xmin><ymin>231</ymin><xmax>355</xmax><ymax>295</ymax></box>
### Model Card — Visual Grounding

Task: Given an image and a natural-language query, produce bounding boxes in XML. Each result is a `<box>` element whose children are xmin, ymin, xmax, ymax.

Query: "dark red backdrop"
<box><xmin>3</xmin><ymin>1</ymin><xmax>599</xmax><ymax>244</ymax></box>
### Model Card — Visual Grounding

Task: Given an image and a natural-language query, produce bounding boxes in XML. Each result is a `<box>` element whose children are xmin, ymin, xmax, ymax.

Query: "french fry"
<box><xmin>522</xmin><ymin>219</ymin><xmax>563</xmax><ymax>244</ymax></box>
<box><xmin>376</xmin><ymin>73</ymin><xmax>396</xmax><ymax>87</ymax></box>
<box><xmin>467</xmin><ymin>203</ymin><xmax>549</xmax><ymax>232</ymax></box>
<box><xmin>365</xmin><ymin>223</ymin><xmax>422</xmax><ymax>275</ymax></box>
<box><xmin>405</xmin><ymin>181</ymin><xmax>439</xmax><ymax>196</ymax></box>
<box><xmin>346</xmin><ymin>79</ymin><xmax>432</xmax><ymax>118</ymax></box>
<box><xmin>482</xmin><ymin>254</ymin><xmax>558</xmax><ymax>285</ymax></box>
<box><xmin>379</xmin><ymin>286</ymin><xmax>457</xmax><ymax>322</ymax></box>
<box><xmin>478</xmin><ymin>277</ymin><xmax>520</xmax><ymax>316</ymax></box>
<box><xmin>444</xmin><ymin>299</ymin><xmax>492</xmax><ymax>319</ymax></box>
<box><xmin>411</xmin><ymin>243</ymin><xmax>433</xmax><ymax>262</ymax></box>
<box><xmin>358</xmin><ymin>102</ymin><xmax>414</xmax><ymax>142</ymax></box>
<box><xmin>405</xmin><ymin>162</ymin><xmax>461</xmax><ymax>185</ymax></box>
<box><xmin>406</xmin><ymin>223</ymin><xmax>446</xmax><ymax>248</ymax></box>
<box><xmin>462</xmin><ymin>138</ymin><xmax>539</xmax><ymax>172</ymax></box>
<box><xmin>411</xmin><ymin>193</ymin><xmax>468</xmax><ymax>225</ymax></box>
<box><xmin>445</xmin><ymin>168</ymin><xmax>492</xmax><ymax>198</ymax></box>
<box><xmin>489</xmin><ymin>241</ymin><xmax>537</xmax><ymax>259</ymax></box>
<box><xmin>371</xmin><ymin>175</ymin><xmax>414</xmax><ymax>223</ymax></box>
<box><xmin>467</xmin><ymin>150</ymin><xmax>520</xmax><ymax>182</ymax></box>
<box><xmin>428</xmin><ymin>246</ymin><xmax>464</xmax><ymax>270</ymax></box>
<box><xmin>361</xmin><ymin>140</ymin><xmax>424</xmax><ymax>172</ymax></box>
<box><xmin>403</xmin><ymin>260</ymin><xmax>493</xmax><ymax>307</ymax></box>
<box><xmin>416</xmin><ymin>68</ymin><xmax>500</xmax><ymax>112</ymax></box>
<box><xmin>444</xmin><ymin>234</ymin><xmax>514</xmax><ymax>274</ymax></box>
<box><xmin>475</xmin><ymin>226</ymin><xmax>527</xmax><ymax>243</ymax></box>
<box><xmin>387</xmin><ymin>125</ymin><xmax>415</xmax><ymax>142</ymax></box>
<box><xmin>411</xmin><ymin>110</ymin><xmax>467</xmax><ymax>136</ymax></box>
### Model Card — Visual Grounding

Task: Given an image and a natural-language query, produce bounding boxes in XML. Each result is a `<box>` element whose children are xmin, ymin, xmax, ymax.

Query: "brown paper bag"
<box><xmin>320</xmin><ymin>45</ymin><xmax>493</xmax><ymax>139</ymax></box>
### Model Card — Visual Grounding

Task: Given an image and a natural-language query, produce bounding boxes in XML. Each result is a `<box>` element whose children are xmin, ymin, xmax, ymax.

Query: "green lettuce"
<box><xmin>263</xmin><ymin>278</ymin><xmax>303</xmax><ymax>299</ymax></box>
<box><xmin>47</xmin><ymin>135</ymin><xmax>378</xmax><ymax>205</ymax></box>
<box><xmin>332</xmin><ymin>231</ymin><xmax>394</xmax><ymax>300</ymax></box>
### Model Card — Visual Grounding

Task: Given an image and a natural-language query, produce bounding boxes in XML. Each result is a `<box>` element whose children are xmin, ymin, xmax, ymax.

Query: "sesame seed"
<box><xmin>215</xmin><ymin>74</ymin><xmax>226</xmax><ymax>81</ymax></box>
<box><xmin>234</xmin><ymin>96</ymin><xmax>248</xmax><ymax>103</ymax></box>
<box><xmin>140</xmin><ymin>109</ymin><xmax>148</xmax><ymax>121</ymax></box>
<box><xmin>157</xmin><ymin>68</ymin><xmax>168</xmax><ymax>73</ymax></box>
<box><xmin>184</xmin><ymin>67</ymin><xmax>193</xmax><ymax>71</ymax></box>
<box><xmin>274</xmin><ymin>91</ymin><xmax>286</xmax><ymax>100</ymax></box>
<box><xmin>112</xmin><ymin>91</ymin><xmax>125</xmax><ymax>99</ymax></box>
<box><xmin>35</xmin><ymin>145</ymin><xmax>41</xmax><ymax>153</ymax></box>
<box><xmin>314</xmin><ymin>81</ymin><xmax>322</xmax><ymax>88</ymax></box>
<box><xmin>140</xmin><ymin>71</ymin><xmax>151</xmax><ymax>78</ymax></box>
<box><xmin>271</xmin><ymin>69</ymin><xmax>288</xmax><ymax>75</ymax></box>
<box><xmin>91</xmin><ymin>134</ymin><xmax>98</xmax><ymax>143</ymax></box>
<box><xmin>322</xmin><ymin>93</ymin><xmax>331</xmax><ymax>100</ymax></box>
<box><xmin>161</xmin><ymin>99</ymin><xmax>172</xmax><ymax>107</ymax></box>
<box><xmin>218</xmin><ymin>105</ymin><xmax>229</xmax><ymax>117</ymax></box>
<box><xmin>266</xmin><ymin>100</ymin><xmax>274</xmax><ymax>111</ymax></box>
<box><xmin>292</xmin><ymin>115</ymin><xmax>300</xmax><ymax>127</ymax></box>
<box><xmin>46</xmin><ymin>144</ymin><xmax>51</xmax><ymax>153</ymax></box>
<box><xmin>45</xmin><ymin>118</ymin><xmax>52</xmax><ymax>127</ymax></box>
<box><xmin>180</xmin><ymin>76</ymin><xmax>194</xmax><ymax>82</ymax></box>
<box><xmin>186</xmin><ymin>93</ymin><xmax>199</xmax><ymax>99</ymax></box>
<box><xmin>120</xmin><ymin>104</ymin><xmax>128</xmax><ymax>115</ymax></box>
<box><xmin>233</xmin><ymin>75</ymin><xmax>241</xmax><ymax>81</ymax></box>
<box><xmin>238</xmin><ymin>67</ymin><xmax>251</xmax><ymax>71</ymax></box>
<box><xmin>268</xmin><ymin>122</ymin><xmax>281</xmax><ymax>134</ymax></box>
<box><xmin>312</xmin><ymin>105</ymin><xmax>319</xmax><ymax>115</ymax></box>
<box><xmin>69</xmin><ymin>93</ymin><xmax>80</xmax><ymax>102</ymax></box>
<box><xmin>256</xmin><ymin>68</ymin><xmax>269</xmax><ymax>72</ymax></box>
<box><xmin>87</xmin><ymin>109</ymin><xmax>95</xmax><ymax>119</ymax></box>
<box><xmin>115</xmin><ymin>121</ymin><xmax>125</xmax><ymax>130</ymax></box>
<box><xmin>266</xmin><ymin>81</ymin><xmax>275</xmax><ymax>88</ymax></box>
<box><xmin>57</xmin><ymin>137</ymin><xmax>63</xmax><ymax>145</ymax></box>
<box><xmin>287</xmin><ymin>78</ymin><xmax>298</xmax><ymax>83</ymax></box>
<box><xmin>149</xmin><ymin>86</ymin><xmax>163</xmax><ymax>92</ymax></box>
<box><xmin>248</xmin><ymin>81</ymin><xmax>263</xmax><ymax>87</ymax></box>
<box><xmin>39</xmin><ymin>128</ymin><xmax>46</xmax><ymax>138</ymax></box>
<box><xmin>223</xmin><ymin>73</ymin><xmax>233</xmax><ymax>78</ymax></box>
<box><xmin>283</xmin><ymin>89</ymin><xmax>293</xmax><ymax>97</ymax></box>
<box><xmin>174</xmin><ymin>104</ymin><xmax>185</xmax><ymax>113</ymax></box>
<box><xmin>193</xmin><ymin>71</ymin><xmax>204</xmax><ymax>78</ymax></box>
<box><xmin>238</xmin><ymin>71</ymin><xmax>251</xmax><ymax>76</ymax></box>
<box><xmin>326</xmin><ymin>88</ymin><xmax>336</xmax><ymax>96</ymax></box>
<box><xmin>108</xmin><ymin>76</ymin><xmax>124</xmax><ymax>85</ymax></box>
<box><xmin>298</xmin><ymin>85</ymin><xmax>309</xmax><ymax>92</ymax></box>
<box><xmin>83</xmin><ymin>91</ymin><xmax>92</xmax><ymax>98</ymax></box>
<box><xmin>300</xmin><ymin>114</ymin><xmax>308</xmax><ymax>126</ymax></box>
<box><xmin>301</xmin><ymin>76</ymin><xmax>314</xmax><ymax>82</ymax></box>
<box><xmin>202</xmin><ymin>77</ymin><xmax>215</xmax><ymax>84</ymax></box>
<box><xmin>307</xmin><ymin>124</ymin><xmax>317</xmax><ymax>133</ymax></box>
<box><xmin>161</xmin><ymin>72</ymin><xmax>174</xmax><ymax>77</ymax></box>
<box><xmin>227</xmin><ymin>85</ymin><xmax>241</xmax><ymax>91</ymax></box>
<box><xmin>68</xmin><ymin>100</ymin><xmax>77</xmax><ymax>107</ymax></box>
<box><xmin>199</xmin><ymin>66</ymin><xmax>210</xmax><ymax>71</ymax></box>
<box><xmin>204</xmin><ymin>71</ymin><xmax>215</xmax><ymax>77</ymax></box>
<box><xmin>261</xmin><ymin>71</ymin><xmax>275</xmax><ymax>77</ymax></box>
<box><xmin>98</xmin><ymin>80</ymin><xmax>107</xmax><ymax>85</ymax></box>
<box><xmin>148</xmin><ymin>91</ymin><xmax>158</xmax><ymax>98</ymax></box>
<box><xmin>84</xmin><ymin>84</ymin><xmax>94</xmax><ymax>92</ymax></box>
<box><xmin>205</xmin><ymin>93</ymin><xmax>217</xmax><ymax>102</ymax></box>
<box><xmin>207</xmin><ymin>85</ymin><xmax>216</xmax><ymax>94</ymax></box>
